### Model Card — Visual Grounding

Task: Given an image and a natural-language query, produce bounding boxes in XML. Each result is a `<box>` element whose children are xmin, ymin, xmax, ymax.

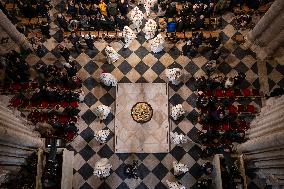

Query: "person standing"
<box><xmin>84</xmin><ymin>33</ymin><xmax>94</xmax><ymax>50</ymax></box>
<box><xmin>130</xmin><ymin>6</ymin><xmax>144</xmax><ymax>33</ymax></box>
<box><xmin>122</xmin><ymin>26</ymin><xmax>136</xmax><ymax>49</ymax></box>
<box><xmin>105</xmin><ymin>45</ymin><xmax>120</xmax><ymax>64</ymax></box>
<box><xmin>144</xmin><ymin>19</ymin><xmax>157</xmax><ymax>40</ymax></box>
<box><xmin>150</xmin><ymin>34</ymin><xmax>165</xmax><ymax>53</ymax></box>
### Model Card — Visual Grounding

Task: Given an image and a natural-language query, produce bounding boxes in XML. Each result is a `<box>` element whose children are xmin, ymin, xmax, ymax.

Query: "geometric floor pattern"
<box><xmin>20</xmin><ymin>0</ymin><xmax>284</xmax><ymax>188</ymax></box>
<box><xmin>115</xmin><ymin>83</ymin><xmax>169</xmax><ymax>153</ymax></box>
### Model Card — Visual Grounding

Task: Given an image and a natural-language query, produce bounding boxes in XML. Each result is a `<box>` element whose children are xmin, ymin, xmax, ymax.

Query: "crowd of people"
<box><xmin>0</xmin><ymin>48</ymin><xmax>83</xmax><ymax>143</ymax></box>
<box><xmin>0</xmin><ymin>50</ymin><xmax>30</xmax><ymax>84</ymax></box>
<box><xmin>56</xmin><ymin>0</ymin><xmax>130</xmax><ymax>32</ymax></box>
<box><xmin>181</xmin><ymin>32</ymin><xmax>221</xmax><ymax>57</ymax></box>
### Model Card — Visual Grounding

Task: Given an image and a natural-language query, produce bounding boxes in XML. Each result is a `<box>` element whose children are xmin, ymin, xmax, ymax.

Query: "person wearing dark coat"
<box><xmin>210</xmin><ymin>37</ymin><xmax>221</xmax><ymax>49</ymax></box>
<box><xmin>200</xmin><ymin>162</ymin><xmax>213</xmax><ymax>175</ymax></box>
<box><xmin>116</xmin><ymin>15</ymin><xmax>128</xmax><ymax>31</ymax></box>
<box><xmin>40</xmin><ymin>21</ymin><xmax>51</xmax><ymax>38</ymax></box>
<box><xmin>58</xmin><ymin>45</ymin><xmax>71</xmax><ymax>62</ymax></box>
<box><xmin>165</xmin><ymin>4</ymin><xmax>177</xmax><ymax>17</ymax></box>
<box><xmin>79</xmin><ymin>2</ymin><xmax>87</xmax><ymax>15</ymax></box>
<box><xmin>209</xmin><ymin>50</ymin><xmax>221</xmax><ymax>60</ymax></box>
<box><xmin>195</xmin><ymin>15</ymin><xmax>205</xmax><ymax>29</ymax></box>
<box><xmin>182</xmin><ymin>40</ymin><xmax>192</xmax><ymax>56</ymax></box>
<box><xmin>69</xmin><ymin>32</ymin><xmax>81</xmax><ymax>54</ymax></box>
<box><xmin>117</xmin><ymin>0</ymin><xmax>128</xmax><ymax>16</ymax></box>
<box><xmin>233</xmin><ymin>72</ymin><xmax>246</xmax><ymax>88</ymax></box>
<box><xmin>67</xmin><ymin>1</ymin><xmax>78</xmax><ymax>17</ymax></box>
<box><xmin>57</xmin><ymin>14</ymin><xmax>69</xmax><ymax>31</ymax></box>
<box><xmin>196</xmin><ymin>179</ymin><xmax>212</xmax><ymax>189</ymax></box>
<box><xmin>36</xmin><ymin>2</ymin><xmax>50</xmax><ymax>20</ymax></box>
<box><xmin>176</xmin><ymin>18</ymin><xmax>184</xmax><ymax>32</ymax></box>
<box><xmin>84</xmin><ymin>33</ymin><xmax>94</xmax><ymax>50</ymax></box>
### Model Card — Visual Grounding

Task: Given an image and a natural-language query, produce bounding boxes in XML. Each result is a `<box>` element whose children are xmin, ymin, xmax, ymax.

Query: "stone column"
<box><xmin>0</xmin><ymin>10</ymin><xmax>32</xmax><ymax>50</ymax></box>
<box><xmin>247</xmin><ymin>0</ymin><xmax>284</xmax><ymax>42</ymax></box>
<box><xmin>0</xmin><ymin>102</ymin><xmax>44</xmax><ymax>170</ymax></box>
<box><xmin>262</xmin><ymin>29</ymin><xmax>284</xmax><ymax>57</ymax></box>
<box><xmin>237</xmin><ymin>130</ymin><xmax>284</xmax><ymax>153</ymax></box>
<box><xmin>256</xmin><ymin>11</ymin><xmax>284</xmax><ymax>47</ymax></box>
<box><xmin>236</xmin><ymin>96</ymin><xmax>284</xmax><ymax>187</ymax></box>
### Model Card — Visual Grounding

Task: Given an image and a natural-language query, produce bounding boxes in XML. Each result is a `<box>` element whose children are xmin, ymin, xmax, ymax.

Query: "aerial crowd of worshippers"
<box><xmin>0</xmin><ymin>0</ymin><xmax>278</xmax><ymax>188</ymax></box>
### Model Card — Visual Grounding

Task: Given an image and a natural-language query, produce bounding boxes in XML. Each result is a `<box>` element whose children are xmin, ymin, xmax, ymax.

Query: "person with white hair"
<box><xmin>105</xmin><ymin>45</ymin><xmax>120</xmax><ymax>64</ymax></box>
<box><xmin>94</xmin><ymin>129</ymin><xmax>110</xmax><ymax>143</ymax></box>
<box><xmin>144</xmin><ymin>0</ymin><xmax>157</xmax><ymax>17</ymax></box>
<box><xmin>100</xmin><ymin>72</ymin><xmax>117</xmax><ymax>86</ymax></box>
<box><xmin>171</xmin><ymin>104</ymin><xmax>185</xmax><ymax>120</ymax></box>
<box><xmin>144</xmin><ymin>19</ymin><xmax>157</xmax><ymax>40</ymax></box>
<box><xmin>94</xmin><ymin>158</ymin><xmax>112</xmax><ymax>178</ymax></box>
<box><xmin>150</xmin><ymin>34</ymin><xmax>165</xmax><ymax>53</ymax></box>
<box><xmin>84</xmin><ymin>33</ymin><xmax>94</xmax><ymax>50</ymax></box>
<box><xmin>166</xmin><ymin>180</ymin><xmax>186</xmax><ymax>189</ymax></box>
<box><xmin>165</xmin><ymin>68</ymin><xmax>182</xmax><ymax>85</ymax></box>
<box><xmin>122</xmin><ymin>26</ymin><xmax>136</xmax><ymax>49</ymax></box>
<box><xmin>170</xmin><ymin>131</ymin><xmax>188</xmax><ymax>146</ymax></box>
<box><xmin>130</xmin><ymin>6</ymin><xmax>144</xmax><ymax>33</ymax></box>
<box><xmin>173</xmin><ymin>161</ymin><xmax>189</xmax><ymax>176</ymax></box>
<box><xmin>93</xmin><ymin>104</ymin><xmax>111</xmax><ymax>120</ymax></box>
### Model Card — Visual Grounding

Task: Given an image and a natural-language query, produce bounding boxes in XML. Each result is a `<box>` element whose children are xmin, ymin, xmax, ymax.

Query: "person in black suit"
<box><xmin>59</xmin><ymin>45</ymin><xmax>71</xmax><ymax>62</ymax></box>
<box><xmin>84</xmin><ymin>33</ymin><xmax>94</xmax><ymax>50</ymax></box>
<box><xmin>69</xmin><ymin>32</ymin><xmax>81</xmax><ymax>54</ymax></box>
<box><xmin>57</xmin><ymin>14</ymin><xmax>69</xmax><ymax>31</ymax></box>
<box><xmin>182</xmin><ymin>40</ymin><xmax>192</xmax><ymax>56</ymax></box>
<box><xmin>40</xmin><ymin>21</ymin><xmax>51</xmax><ymax>38</ymax></box>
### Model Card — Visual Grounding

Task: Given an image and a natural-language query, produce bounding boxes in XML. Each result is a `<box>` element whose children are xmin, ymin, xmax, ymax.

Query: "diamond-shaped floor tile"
<box><xmin>78</xmin><ymin>163</ymin><xmax>94</xmax><ymax>180</ymax></box>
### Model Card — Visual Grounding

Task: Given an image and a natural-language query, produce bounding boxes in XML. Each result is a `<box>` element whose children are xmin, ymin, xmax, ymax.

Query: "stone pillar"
<box><xmin>236</xmin><ymin>96</ymin><xmax>284</xmax><ymax>187</ymax></box>
<box><xmin>247</xmin><ymin>0</ymin><xmax>284</xmax><ymax>42</ymax></box>
<box><xmin>245</xmin><ymin>0</ymin><xmax>284</xmax><ymax>59</ymax></box>
<box><xmin>0</xmin><ymin>102</ymin><xmax>44</xmax><ymax>170</ymax></box>
<box><xmin>256</xmin><ymin>11</ymin><xmax>284</xmax><ymax>47</ymax></box>
<box><xmin>0</xmin><ymin>10</ymin><xmax>32</xmax><ymax>50</ymax></box>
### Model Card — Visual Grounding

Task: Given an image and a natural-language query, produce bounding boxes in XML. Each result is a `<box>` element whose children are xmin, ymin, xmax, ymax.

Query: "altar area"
<box><xmin>115</xmin><ymin>83</ymin><xmax>170</xmax><ymax>153</ymax></box>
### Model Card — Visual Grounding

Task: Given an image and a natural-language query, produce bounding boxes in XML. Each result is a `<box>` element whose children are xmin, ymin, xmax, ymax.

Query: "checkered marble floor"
<box><xmin>20</xmin><ymin>0</ymin><xmax>284</xmax><ymax>188</ymax></box>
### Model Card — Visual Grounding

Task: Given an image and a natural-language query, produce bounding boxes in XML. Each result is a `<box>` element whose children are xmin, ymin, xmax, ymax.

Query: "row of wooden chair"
<box><xmin>160</xmin><ymin>30</ymin><xmax>220</xmax><ymax>42</ymax></box>
<box><xmin>64</xmin><ymin>30</ymin><xmax>124</xmax><ymax>41</ymax></box>
<box><xmin>202</xmin><ymin>88</ymin><xmax>261</xmax><ymax>98</ymax></box>
<box><xmin>233</xmin><ymin>4</ymin><xmax>270</xmax><ymax>15</ymax></box>
<box><xmin>18</xmin><ymin>17</ymin><xmax>48</xmax><ymax>29</ymax></box>
<box><xmin>158</xmin><ymin>17</ymin><xmax>221</xmax><ymax>31</ymax></box>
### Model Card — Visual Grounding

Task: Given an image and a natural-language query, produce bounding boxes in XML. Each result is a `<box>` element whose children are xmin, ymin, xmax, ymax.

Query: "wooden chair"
<box><xmin>234</xmin><ymin>34</ymin><xmax>245</xmax><ymax>43</ymax></box>
<box><xmin>210</xmin><ymin>18</ymin><xmax>218</xmax><ymax>29</ymax></box>
<box><xmin>107</xmin><ymin>31</ymin><xmax>117</xmax><ymax>40</ymax></box>
<box><xmin>175</xmin><ymin>32</ymin><xmax>185</xmax><ymax>41</ymax></box>
<box><xmin>185</xmin><ymin>31</ymin><xmax>192</xmax><ymax>39</ymax></box>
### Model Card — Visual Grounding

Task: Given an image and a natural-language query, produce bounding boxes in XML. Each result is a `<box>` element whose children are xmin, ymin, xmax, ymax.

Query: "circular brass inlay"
<box><xmin>131</xmin><ymin>102</ymin><xmax>153</xmax><ymax>123</ymax></box>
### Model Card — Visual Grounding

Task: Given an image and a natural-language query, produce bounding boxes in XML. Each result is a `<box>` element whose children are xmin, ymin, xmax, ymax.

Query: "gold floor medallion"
<box><xmin>131</xmin><ymin>102</ymin><xmax>153</xmax><ymax>123</ymax></box>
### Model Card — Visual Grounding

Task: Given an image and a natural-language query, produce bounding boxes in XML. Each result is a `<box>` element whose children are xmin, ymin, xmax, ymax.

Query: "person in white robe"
<box><xmin>99</xmin><ymin>72</ymin><xmax>117</xmax><ymax>86</ymax></box>
<box><xmin>165</xmin><ymin>68</ymin><xmax>182</xmax><ymax>85</ymax></box>
<box><xmin>144</xmin><ymin>19</ymin><xmax>157</xmax><ymax>40</ymax></box>
<box><xmin>93</xmin><ymin>158</ymin><xmax>112</xmax><ymax>178</ymax></box>
<box><xmin>170</xmin><ymin>131</ymin><xmax>188</xmax><ymax>146</ymax></box>
<box><xmin>105</xmin><ymin>45</ymin><xmax>120</xmax><ymax>64</ymax></box>
<box><xmin>130</xmin><ymin>6</ymin><xmax>144</xmax><ymax>33</ymax></box>
<box><xmin>171</xmin><ymin>104</ymin><xmax>185</xmax><ymax>120</ymax></box>
<box><xmin>150</xmin><ymin>33</ymin><xmax>165</xmax><ymax>53</ymax></box>
<box><xmin>94</xmin><ymin>129</ymin><xmax>110</xmax><ymax>143</ymax></box>
<box><xmin>144</xmin><ymin>0</ymin><xmax>157</xmax><ymax>17</ymax></box>
<box><xmin>93</xmin><ymin>105</ymin><xmax>111</xmax><ymax>120</ymax></box>
<box><xmin>122</xmin><ymin>26</ymin><xmax>136</xmax><ymax>49</ymax></box>
<box><xmin>166</xmin><ymin>180</ymin><xmax>186</xmax><ymax>189</ymax></box>
<box><xmin>173</xmin><ymin>161</ymin><xmax>189</xmax><ymax>176</ymax></box>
